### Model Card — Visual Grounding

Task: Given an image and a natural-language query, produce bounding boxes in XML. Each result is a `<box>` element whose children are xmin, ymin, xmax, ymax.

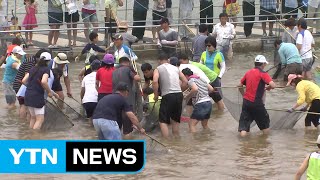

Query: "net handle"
<box><xmin>266</xmin><ymin>108</ymin><xmax>320</xmax><ymax>115</ymax></box>
<box><xmin>133</xmin><ymin>126</ymin><xmax>167</xmax><ymax>149</ymax></box>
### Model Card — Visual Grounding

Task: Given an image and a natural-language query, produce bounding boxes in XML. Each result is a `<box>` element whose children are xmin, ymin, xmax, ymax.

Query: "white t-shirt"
<box><xmin>81</xmin><ymin>72</ymin><xmax>98</xmax><ymax>103</ymax></box>
<box><xmin>179</xmin><ymin>64</ymin><xmax>210</xmax><ymax>83</ymax></box>
<box><xmin>296</xmin><ymin>30</ymin><xmax>314</xmax><ymax>59</ymax></box>
<box><xmin>82</xmin><ymin>0</ymin><xmax>97</xmax><ymax>10</ymax></box>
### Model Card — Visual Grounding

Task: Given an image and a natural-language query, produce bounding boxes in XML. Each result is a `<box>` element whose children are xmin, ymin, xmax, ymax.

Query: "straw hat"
<box><xmin>118</xmin><ymin>21</ymin><xmax>128</xmax><ymax>29</ymax></box>
<box><xmin>54</xmin><ymin>53</ymin><xmax>70</xmax><ymax>64</ymax></box>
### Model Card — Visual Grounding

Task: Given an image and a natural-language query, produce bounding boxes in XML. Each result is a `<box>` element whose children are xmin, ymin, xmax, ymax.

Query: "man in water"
<box><xmin>295</xmin><ymin>135</ymin><xmax>320</xmax><ymax>179</ymax></box>
<box><xmin>153</xmin><ymin>53</ymin><xmax>188</xmax><ymax>138</ymax></box>
<box><xmin>238</xmin><ymin>55</ymin><xmax>276</xmax><ymax>137</ymax></box>
<box><xmin>141</xmin><ymin>63</ymin><xmax>155</xmax><ymax>100</ymax></box>
<box><xmin>92</xmin><ymin>82</ymin><xmax>145</xmax><ymax>140</ymax></box>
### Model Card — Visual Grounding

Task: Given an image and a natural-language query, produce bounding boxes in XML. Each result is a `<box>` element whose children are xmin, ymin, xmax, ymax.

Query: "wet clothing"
<box><xmin>157</xmin><ymin>63</ymin><xmax>181</xmax><ymax>96</ymax></box>
<box><xmin>241</xmin><ymin>67</ymin><xmax>272</xmax><ymax>104</ymax></box>
<box><xmin>307</xmin><ymin>152</ymin><xmax>320</xmax><ymax>179</ymax></box>
<box><xmin>159</xmin><ymin>92</ymin><xmax>183</xmax><ymax>124</ymax></box>
<box><xmin>191</xmin><ymin>101</ymin><xmax>212</xmax><ymax>120</ymax></box>
<box><xmin>200</xmin><ymin>50</ymin><xmax>226</xmax><ymax>78</ymax></box>
<box><xmin>278</xmin><ymin>43</ymin><xmax>302</xmax><ymax>65</ymax></box>
<box><xmin>24</xmin><ymin>66</ymin><xmax>50</xmax><ymax>108</ymax></box>
<box><xmin>179</xmin><ymin>64</ymin><xmax>210</xmax><ymax>83</ymax></box>
<box><xmin>3</xmin><ymin>55</ymin><xmax>20</xmax><ymax>84</ymax></box>
<box><xmin>96</xmin><ymin>67</ymin><xmax>115</xmax><ymax>95</ymax></box>
<box><xmin>238</xmin><ymin>99</ymin><xmax>270</xmax><ymax>132</ymax></box>
<box><xmin>93</xmin><ymin>118</ymin><xmax>122</xmax><ymax>140</ymax></box>
<box><xmin>302</xmin><ymin>57</ymin><xmax>314</xmax><ymax>72</ymax></box>
<box><xmin>13</xmin><ymin>56</ymin><xmax>36</xmax><ymax>93</ymax></box>
<box><xmin>295</xmin><ymin>80</ymin><xmax>320</xmax><ymax>106</ymax></box>
<box><xmin>83</xmin><ymin>102</ymin><xmax>97</xmax><ymax>118</ymax></box>
<box><xmin>93</xmin><ymin>93</ymin><xmax>132</xmax><ymax>122</ymax></box>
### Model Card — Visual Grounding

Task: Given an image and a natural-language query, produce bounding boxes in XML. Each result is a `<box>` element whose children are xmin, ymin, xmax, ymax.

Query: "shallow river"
<box><xmin>0</xmin><ymin>51</ymin><xmax>319</xmax><ymax>180</ymax></box>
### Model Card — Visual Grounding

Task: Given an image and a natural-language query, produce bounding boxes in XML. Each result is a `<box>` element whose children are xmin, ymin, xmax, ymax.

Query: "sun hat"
<box><xmin>286</xmin><ymin>74</ymin><xmax>303</xmax><ymax>86</ymax></box>
<box><xmin>12</xmin><ymin>46</ymin><xmax>26</xmax><ymax>56</ymax></box>
<box><xmin>113</xmin><ymin>34</ymin><xmax>123</xmax><ymax>40</ymax></box>
<box><xmin>255</xmin><ymin>55</ymin><xmax>268</xmax><ymax>64</ymax></box>
<box><xmin>317</xmin><ymin>135</ymin><xmax>320</xmax><ymax>144</ymax></box>
<box><xmin>102</xmin><ymin>54</ymin><xmax>115</xmax><ymax>64</ymax></box>
<box><xmin>54</xmin><ymin>53</ymin><xmax>70</xmax><ymax>64</ymax></box>
<box><xmin>40</xmin><ymin>52</ymin><xmax>52</xmax><ymax>61</ymax></box>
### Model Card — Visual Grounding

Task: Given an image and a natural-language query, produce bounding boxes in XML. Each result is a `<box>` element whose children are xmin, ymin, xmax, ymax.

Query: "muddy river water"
<box><xmin>0</xmin><ymin>51</ymin><xmax>319</xmax><ymax>180</ymax></box>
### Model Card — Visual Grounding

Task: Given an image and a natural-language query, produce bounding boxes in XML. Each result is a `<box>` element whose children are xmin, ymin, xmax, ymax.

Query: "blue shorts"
<box><xmin>81</xmin><ymin>12</ymin><xmax>98</xmax><ymax>23</ymax></box>
<box><xmin>93</xmin><ymin>118</ymin><xmax>121</xmax><ymax>140</ymax></box>
<box><xmin>191</xmin><ymin>101</ymin><xmax>212</xmax><ymax>120</ymax></box>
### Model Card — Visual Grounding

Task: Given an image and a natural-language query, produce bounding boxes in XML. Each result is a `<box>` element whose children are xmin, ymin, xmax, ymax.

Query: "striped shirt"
<box><xmin>13</xmin><ymin>56</ymin><xmax>36</xmax><ymax>93</ymax></box>
<box><xmin>188</xmin><ymin>76</ymin><xmax>211</xmax><ymax>105</ymax></box>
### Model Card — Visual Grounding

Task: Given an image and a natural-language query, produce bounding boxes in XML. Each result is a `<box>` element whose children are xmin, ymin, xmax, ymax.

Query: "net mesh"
<box><xmin>56</xmin><ymin>99</ymin><xmax>87</xmax><ymax>121</ymax></box>
<box><xmin>41</xmin><ymin>101</ymin><xmax>74</xmax><ymax>131</ymax></box>
<box><xmin>222</xmin><ymin>87</ymin><xmax>305</xmax><ymax>130</ymax></box>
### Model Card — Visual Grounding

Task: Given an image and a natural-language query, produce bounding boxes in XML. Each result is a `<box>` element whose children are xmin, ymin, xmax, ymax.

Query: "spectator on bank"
<box><xmin>65</xmin><ymin>0</ymin><xmax>80</xmax><ymax>47</ymax></box>
<box><xmin>212</xmin><ymin>13</ymin><xmax>236</xmax><ymax>62</ymax></box>
<box><xmin>152</xmin><ymin>0</ymin><xmax>167</xmax><ymax>42</ymax></box>
<box><xmin>178</xmin><ymin>0</ymin><xmax>194</xmax><ymax>40</ymax></box>
<box><xmin>284</xmin><ymin>0</ymin><xmax>298</xmax><ymax>18</ymax></box>
<box><xmin>223</xmin><ymin>0</ymin><xmax>240</xmax><ymax>28</ymax></box>
<box><xmin>166</xmin><ymin>0</ymin><xmax>173</xmax><ymax>23</ymax></box>
<box><xmin>158</xmin><ymin>17</ymin><xmax>179</xmax><ymax>57</ymax></box>
<box><xmin>132</xmin><ymin>0</ymin><xmax>148</xmax><ymax>42</ymax></box>
<box><xmin>22</xmin><ymin>0</ymin><xmax>38</xmax><ymax>46</ymax></box>
<box><xmin>192</xmin><ymin>24</ymin><xmax>208</xmax><ymax>62</ymax></box>
<box><xmin>307</xmin><ymin>0</ymin><xmax>320</xmax><ymax>34</ymax></box>
<box><xmin>45</xmin><ymin>0</ymin><xmax>63</xmax><ymax>48</ymax></box>
<box><xmin>242</xmin><ymin>0</ymin><xmax>255</xmax><ymax>38</ymax></box>
<box><xmin>118</xmin><ymin>21</ymin><xmax>138</xmax><ymax>48</ymax></box>
<box><xmin>260</xmin><ymin>0</ymin><xmax>280</xmax><ymax>37</ymax></box>
<box><xmin>200</xmin><ymin>0</ymin><xmax>213</xmax><ymax>33</ymax></box>
<box><xmin>105</xmin><ymin>0</ymin><xmax>123</xmax><ymax>44</ymax></box>
<box><xmin>81</xmin><ymin>0</ymin><xmax>99</xmax><ymax>42</ymax></box>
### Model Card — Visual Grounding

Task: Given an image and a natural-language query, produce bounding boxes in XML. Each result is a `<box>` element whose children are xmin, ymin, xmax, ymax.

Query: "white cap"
<box><xmin>40</xmin><ymin>52</ymin><xmax>52</xmax><ymax>61</ymax></box>
<box><xmin>255</xmin><ymin>55</ymin><xmax>268</xmax><ymax>64</ymax></box>
<box><xmin>317</xmin><ymin>135</ymin><xmax>320</xmax><ymax>144</ymax></box>
<box><xmin>12</xmin><ymin>46</ymin><xmax>26</xmax><ymax>56</ymax></box>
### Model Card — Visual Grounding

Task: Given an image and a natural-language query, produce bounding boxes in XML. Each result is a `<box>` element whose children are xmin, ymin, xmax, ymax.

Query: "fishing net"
<box><xmin>222</xmin><ymin>87</ymin><xmax>305</xmax><ymax>130</ymax></box>
<box><xmin>140</xmin><ymin>100</ymin><xmax>161</xmax><ymax>132</ymax></box>
<box><xmin>56</xmin><ymin>99</ymin><xmax>87</xmax><ymax>121</ymax></box>
<box><xmin>41</xmin><ymin>101</ymin><xmax>74</xmax><ymax>131</ymax></box>
<box><xmin>144</xmin><ymin>136</ymin><xmax>168</xmax><ymax>153</ymax></box>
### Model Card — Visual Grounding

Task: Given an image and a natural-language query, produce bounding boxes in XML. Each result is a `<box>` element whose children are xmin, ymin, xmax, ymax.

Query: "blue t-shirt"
<box><xmin>3</xmin><ymin>56</ymin><xmax>19</xmax><ymax>83</ymax></box>
<box><xmin>92</xmin><ymin>93</ymin><xmax>132</xmax><ymax>123</ymax></box>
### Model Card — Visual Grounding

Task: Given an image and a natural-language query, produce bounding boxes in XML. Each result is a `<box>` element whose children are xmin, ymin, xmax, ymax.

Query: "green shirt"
<box><xmin>191</xmin><ymin>61</ymin><xmax>218</xmax><ymax>82</ymax></box>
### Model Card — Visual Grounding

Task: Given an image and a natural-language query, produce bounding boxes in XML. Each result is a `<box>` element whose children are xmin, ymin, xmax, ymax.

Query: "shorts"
<box><xmin>48</xmin><ymin>12</ymin><xmax>63</xmax><ymax>25</ymax></box>
<box><xmin>209</xmin><ymin>78</ymin><xmax>223</xmax><ymax>102</ymax></box>
<box><xmin>159</xmin><ymin>92</ymin><xmax>183</xmax><ymax>124</ymax></box>
<box><xmin>83</xmin><ymin>102</ymin><xmax>97</xmax><ymax>118</ymax></box>
<box><xmin>259</xmin><ymin>7</ymin><xmax>276</xmax><ymax>21</ymax></box>
<box><xmin>52</xmin><ymin>79</ymin><xmax>63</xmax><ymax>92</ymax></box>
<box><xmin>121</xmin><ymin>109</ymin><xmax>133</xmax><ymax>135</ymax></box>
<box><xmin>191</xmin><ymin>101</ymin><xmax>212</xmax><ymax>120</ymax></box>
<box><xmin>17</xmin><ymin>96</ymin><xmax>24</xmax><ymax>105</ymax></box>
<box><xmin>152</xmin><ymin>10</ymin><xmax>167</xmax><ymax>25</ymax></box>
<box><xmin>65</xmin><ymin>11</ymin><xmax>80</xmax><ymax>23</ymax></box>
<box><xmin>3</xmin><ymin>82</ymin><xmax>16</xmax><ymax>104</ymax></box>
<box><xmin>82</xmin><ymin>12</ymin><xmax>98</xmax><ymax>23</ymax></box>
<box><xmin>305</xmin><ymin>99</ymin><xmax>320</xmax><ymax>127</ymax></box>
<box><xmin>302</xmin><ymin>58</ymin><xmax>314</xmax><ymax>72</ymax></box>
<box><xmin>238</xmin><ymin>99</ymin><xmax>270</xmax><ymax>132</ymax></box>
<box><xmin>284</xmin><ymin>63</ymin><xmax>303</xmax><ymax>80</ymax></box>
<box><xmin>28</xmin><ymin>106</ymin><xmax>45</xmax><ymax>116</ymax></box>
<box><xmin>93</xmin><ymin>118</ymin><xmax>121</xmax><ymax>140</ymax></box>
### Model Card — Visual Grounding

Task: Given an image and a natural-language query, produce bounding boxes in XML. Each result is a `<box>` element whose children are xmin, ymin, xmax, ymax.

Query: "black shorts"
<box><xmin>83</xmin><ymin>102</ymin><xmax>97</xmax><ymax>118</ymax></box>
<box><xmin>209</xmin><ymin>78</ymin><xmax>223</xmax><ymax>102</ymax></box>
<box><xmin>259</xmin><ymin>7</ymin><xmax>276</xmax><ymax>21</ymax></box>
<box><xmin>17</xmin><ymin>96</ymin><xmax>24</xmax><ymax>105</ymax></box>
<box><xmin>238</xmin><ymin>99</ymin><xmax>270</xmax><ymax>132</ymax></box>
<box><xmin>98</xmin><ymin>93</ymin><xmax>111</xmax><ymax>101</ymax></box>
<box><xmin>52</xmin><ymin>79</ymin><xmax>63</xmax><ymax>92</ymax></box>
<box><xmin>152</xmin><ymin>10</ymin><xmax>167</xmax><ymax>25</ymax></box>
<box><xmin>119</xmin><ymin>106</ymin><xmax>134</xmax><ymax>135</ymax></box>
<box><xmin>305</xmin><ymin>99</ymin><xmax>320</xmax><ymax>127</ymax></box>
<box><xmin>159</xmin><ymin>92</ymin><xmax>183</xmax><ymax>124</ymax></box>
<box><xmin>48</xmin><ymin>12</ymin><xmax>63</xmax><ymax>25</ymax></box>
<box><xmin>65</xmin><ymin>11</ymin><xmax>80</xmax><ymax>23</ymax></box>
